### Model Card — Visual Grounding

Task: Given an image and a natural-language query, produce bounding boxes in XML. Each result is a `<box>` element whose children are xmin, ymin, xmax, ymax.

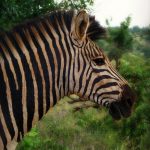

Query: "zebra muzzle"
<box><xmin>109</xmin><ymin>84</ymin><xmax>136</xmax><ymax>120</ymax></box>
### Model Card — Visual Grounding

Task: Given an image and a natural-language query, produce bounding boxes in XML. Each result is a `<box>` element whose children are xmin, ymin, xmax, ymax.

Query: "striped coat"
<box><xmin>0</xmin><ymin>10</ymin><xmax>135</xmax><ymax>150</ymax></box>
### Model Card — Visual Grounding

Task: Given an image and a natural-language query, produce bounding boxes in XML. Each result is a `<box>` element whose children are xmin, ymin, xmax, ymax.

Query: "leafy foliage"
<box><xmin>103</xmin><ymin>17</ymin><xmax>133</xmax><ymax>69</ymax></box>
<box><xmin>0</xmin><ymin>0</ymin><xmax>93</xmax><ymax>30</ymax></box>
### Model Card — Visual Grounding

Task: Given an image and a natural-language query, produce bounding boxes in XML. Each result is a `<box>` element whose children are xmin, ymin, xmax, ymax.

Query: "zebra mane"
<box><xmin>87</xmin><ymin>15</ymin><xmax>106</xmax><ymax>40</ymax></box>
<box><xmin>0</xmin><ymin>10</ymin><xmax>106</xmax><ymax>41</ymax></box>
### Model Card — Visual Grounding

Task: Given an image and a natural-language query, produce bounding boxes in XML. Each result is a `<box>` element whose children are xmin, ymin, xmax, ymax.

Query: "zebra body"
<box><xmin>0</xmin><ymin>10</ymin><xmax>135</xmax><ymax>150</ymax></box>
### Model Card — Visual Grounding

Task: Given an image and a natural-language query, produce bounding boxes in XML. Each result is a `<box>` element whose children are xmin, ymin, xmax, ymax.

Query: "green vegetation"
<box><xmin>1</xmin><ymin>0</ymin><xmax>150</xmax><ymax>149</ymax></box>
<box><xmin>107</xmin><ymin>17</ymin><xmax>133</xmax><ymax>69</ymax></box>
<box><xmin>0</xmin><ymin>0</ymin><xmax>93</xmax><ymax>30</ymax></box>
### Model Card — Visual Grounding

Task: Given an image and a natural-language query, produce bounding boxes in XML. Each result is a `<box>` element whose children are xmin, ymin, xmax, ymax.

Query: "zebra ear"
<box><xmin>74</xmin><ymin>10</ymin><xmax>89</xmax><ymax>40</ymax></box>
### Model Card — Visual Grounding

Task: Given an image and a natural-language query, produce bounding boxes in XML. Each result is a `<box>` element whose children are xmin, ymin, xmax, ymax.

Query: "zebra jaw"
<box><xmin>68</xmin><ymin>95</ymin><xmax>100</xmax><ymax>112</ymax></box>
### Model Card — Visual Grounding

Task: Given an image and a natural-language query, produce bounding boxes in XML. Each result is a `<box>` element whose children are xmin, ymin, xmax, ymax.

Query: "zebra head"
<box><xmin>69</xmin><ymin>10</ymin><xmax>135</xmax><ymax>120</ymax></box>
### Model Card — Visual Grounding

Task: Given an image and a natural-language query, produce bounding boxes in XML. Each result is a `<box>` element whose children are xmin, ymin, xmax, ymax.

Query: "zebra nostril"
<box><xmin>126</xmin><ymin>98</ymin><xmax>133</xmax><ymax>107</ymax></box>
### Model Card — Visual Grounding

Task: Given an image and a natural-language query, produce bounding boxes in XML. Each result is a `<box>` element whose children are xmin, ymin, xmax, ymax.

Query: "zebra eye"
<box><xmin>93</xmin><ymin>58</ymin><xmax>105</xmax><ymax>66</ymax></box>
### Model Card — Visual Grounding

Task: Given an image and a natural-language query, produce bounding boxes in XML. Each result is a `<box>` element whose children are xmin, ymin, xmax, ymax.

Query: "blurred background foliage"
<box><xmin>0</xmin><ymin>0</ymin><xmax>150</xmax><ymax>150</ymax></box>
<box><xmin>0</xmin><ymin>0</ymin><xmax>93</xmax><ymax>30</ymax></box>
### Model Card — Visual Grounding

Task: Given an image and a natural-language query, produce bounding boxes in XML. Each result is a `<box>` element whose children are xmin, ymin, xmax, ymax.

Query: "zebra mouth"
<box><xmin>108</xmin><ymin>101</ymin><xmax>131</xmax><ymax>120</ymax></box>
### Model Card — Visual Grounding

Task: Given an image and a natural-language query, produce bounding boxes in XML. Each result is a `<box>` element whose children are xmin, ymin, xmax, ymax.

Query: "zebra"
<box><xmin>0</xmin><ymin>10</ymin><xmax>135</xmax><ymax>150</ymax></box>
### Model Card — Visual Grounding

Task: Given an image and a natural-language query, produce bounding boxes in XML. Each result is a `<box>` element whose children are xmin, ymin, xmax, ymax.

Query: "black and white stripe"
<box><xmin>0</xmin><ymin>10</ymin><xmax>128</xmax><ymax>149</ymax></box>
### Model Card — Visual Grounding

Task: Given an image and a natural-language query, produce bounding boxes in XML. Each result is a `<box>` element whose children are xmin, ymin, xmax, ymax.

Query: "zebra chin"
<box><xmin>108</xmin><ymin>85</ymin><xmax>136</xmax><ymax>120</ymax></box>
